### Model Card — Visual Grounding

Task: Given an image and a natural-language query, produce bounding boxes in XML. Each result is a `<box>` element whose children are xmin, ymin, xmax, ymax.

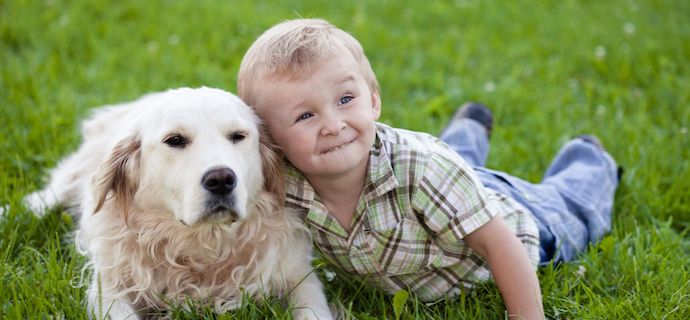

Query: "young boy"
<box><xmin>237</xmin><ymin>19</ymin><xmax>619</xmax><ymax>319</ymax></box>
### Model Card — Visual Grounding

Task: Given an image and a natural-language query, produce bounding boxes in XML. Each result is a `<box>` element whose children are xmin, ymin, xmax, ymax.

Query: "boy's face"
<box><xmin>254</xmin><ymin>53</ymin><xmax>381</xmax><ymax>181</ymax></box>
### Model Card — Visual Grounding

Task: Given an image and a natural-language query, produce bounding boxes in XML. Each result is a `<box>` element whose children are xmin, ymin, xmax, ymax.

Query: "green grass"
<box><xmin>2</xmin><ymin>0</ymin><xmax>689</xmax><ymax>318</ymax></box>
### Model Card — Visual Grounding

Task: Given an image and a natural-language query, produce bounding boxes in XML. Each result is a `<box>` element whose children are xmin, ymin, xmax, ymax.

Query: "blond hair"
<box><xmin>237</xmin><ymin>18</ymin><xmax>379</xmax><ymax>107</ymax></box>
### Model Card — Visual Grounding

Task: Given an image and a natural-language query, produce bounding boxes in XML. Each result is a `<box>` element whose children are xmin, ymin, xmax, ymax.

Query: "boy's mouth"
<box><xmin>321</xmin><ymin>139</ymin><xmax>355</xmax><ymax>154</ymax></box>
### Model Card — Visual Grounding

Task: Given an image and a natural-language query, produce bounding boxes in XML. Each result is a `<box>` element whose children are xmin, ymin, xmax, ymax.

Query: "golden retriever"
<box><xmin>24</xmin><ymin>87</ymin><xmax>332</xmax><ymax>319</ymax></box>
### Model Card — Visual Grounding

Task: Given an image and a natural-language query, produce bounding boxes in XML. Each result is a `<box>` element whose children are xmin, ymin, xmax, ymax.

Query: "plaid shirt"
<box><xmin>285</xmin><ymin>123</ymin><xmax>540</xmax><ymax>301</ymax></box>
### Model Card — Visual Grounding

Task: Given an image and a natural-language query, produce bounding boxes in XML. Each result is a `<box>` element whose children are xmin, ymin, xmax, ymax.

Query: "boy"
<box><xmin>237</xmin><ymin>19</ymin><xmax>619</xmax><ymax>319</ymax></box>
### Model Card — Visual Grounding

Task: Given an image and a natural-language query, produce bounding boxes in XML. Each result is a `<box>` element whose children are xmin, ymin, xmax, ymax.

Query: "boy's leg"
<box><xmin>439</xmin><ymin>102</ymin><xmax>493</xmax><ymax>167</ymax></box>
<box><xmin>470</xmin><ymin>135</ymin><xmax>619</xmax><ymax>264</ymax></box>
<box><xmin>440</xmin><ymin>103</ymin><xmax>620</xmax><ymax>263</ymax></box>
<box><xmin>541</xmin><ymin>136</ymin><xmax>620</xmax><ymax>245</ymax></box>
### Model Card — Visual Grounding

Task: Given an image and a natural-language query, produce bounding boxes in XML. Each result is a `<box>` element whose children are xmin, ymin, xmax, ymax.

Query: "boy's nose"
<box><xmin>319</xmin><ymin>113</ymin><xmax>345</xmax><ymax>136</ymax></box>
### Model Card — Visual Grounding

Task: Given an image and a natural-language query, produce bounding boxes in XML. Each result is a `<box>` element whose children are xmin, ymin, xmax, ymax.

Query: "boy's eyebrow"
<box><xmin>335</xmin><ymin>74</ymin><xmax>355</xmax><ymax>84</ymax></box>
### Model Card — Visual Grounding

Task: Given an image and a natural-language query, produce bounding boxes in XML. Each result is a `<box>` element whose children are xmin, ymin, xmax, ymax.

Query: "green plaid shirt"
<box><xmin>285</xmin><ymin>123</ymin><xmax>540</xmax><ymax>301</ymax></box>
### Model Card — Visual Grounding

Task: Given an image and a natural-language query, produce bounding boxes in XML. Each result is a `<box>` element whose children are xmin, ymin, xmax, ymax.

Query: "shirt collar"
<box><xmin>363</xmin><ymin>126</ymin><xmax>399</xmax><ymax>201</ymax></box>
<box><xmin>283</xmin><ymin>124</ymin><xmax>399</xmax><ymax>237</ymax></box>
<box><xmin>285</xmin><ymin>161</ymin><xmax>315</xmax><ymax>209</ymax></box>
<box><xmin>285</xmin><ymin>124</ymin><xmax>399</xmax><ymax>208</ymax></box>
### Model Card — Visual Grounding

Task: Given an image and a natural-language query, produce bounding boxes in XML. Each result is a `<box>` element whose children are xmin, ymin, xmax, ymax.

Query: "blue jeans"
<box><xmin>440</xmin><ymin>119</ymin><xmax>619</xmax><ymax>263</ymax></box>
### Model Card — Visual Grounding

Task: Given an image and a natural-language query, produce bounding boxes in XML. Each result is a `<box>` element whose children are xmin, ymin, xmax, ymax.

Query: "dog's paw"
<box><xmin>23</xmin><ymin>190</ymin><xmax>58</xmax><ymax>217</ymax></box>
<box><xmin>292</xmin><ymin>307</ymin><xmax>335</xmax><ymax>320</ymax></box>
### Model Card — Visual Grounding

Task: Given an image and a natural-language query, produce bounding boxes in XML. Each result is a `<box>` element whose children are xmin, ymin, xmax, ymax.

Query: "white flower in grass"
<box><xmin>575</xmin><ymin>265</ymin><xmax>587</xmax><ymax>277</ymax></box>
<box><xmin>632</xmin><ymin>87</ymin><xmax>644</xmax><ymax>99</ymax></box>
<box><xmin>168</xmin><ymin>34</ymin><xmax>180</xmax><ymax>46</ymax></box>
<box><xmin>323</xmin><ymin>269</ymin><xmax>336</xmax><ymax>282</ymax></box>
<box><xmin>484</xmin><ymin>81</ymin><xmax>496</xmax><ymax>93</ymax></box>
<box><xmin>596</xmin><ymin>104</ymin><xmax>606</xmax><ymax>116</ymax></box>
<box><xmin>523</xmin><ymin>65</ymin><xmax>534</xmax><ymax>77</ymax></box>
<box><xmin>681</xmin><ymin>127</ymin><xmax>688</xmax><ymax>135</ymax></box>
<box><xmin>58</xmin><ymin>14</ymin><xmax>69</xmax><ymax>27</ymax></box>
<box><xmin>595</xmin><ymin>46</ymin><xmax>606</xmax><ymax>60</ymax></box>
<box><xmin>147</xmin><ymin>41</ymin><xmax>158</xmax><ymax>54</ymax></box>
<box><xmin>624</xmin><ymin>23</ymin><xmax>636</xmax><ymax>35</ymax></box>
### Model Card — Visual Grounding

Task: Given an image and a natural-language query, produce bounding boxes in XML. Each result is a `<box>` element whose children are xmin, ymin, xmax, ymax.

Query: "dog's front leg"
<box><xmin>289</xmin><ymin>272</ymin><xmax>333</xmax><ymax>320</ymax></box>
<box><xmin>87</xmin><ymin>279</ymin><xmax>139</xmax><ymax>320</ymax></box>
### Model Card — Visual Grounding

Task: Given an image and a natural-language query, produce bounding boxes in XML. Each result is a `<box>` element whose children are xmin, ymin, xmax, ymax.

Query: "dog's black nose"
<box><xmin>201</xmin><ymin>167</ymin><xmax>236</xmax><ymax>195</ymax></box>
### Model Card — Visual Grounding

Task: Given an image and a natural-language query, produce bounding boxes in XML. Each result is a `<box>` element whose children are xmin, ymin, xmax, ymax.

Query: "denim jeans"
<box><xmin>440</xmin><ymin>119</ymin><xmax>619</xmax><ymax>263</ymax></box>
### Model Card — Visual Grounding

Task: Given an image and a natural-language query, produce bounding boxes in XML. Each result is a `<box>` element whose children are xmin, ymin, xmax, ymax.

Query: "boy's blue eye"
<box><xmin>339</xmin><ymin>96</ymin><xmax>353</xmax><ymax>105</ymax></box>
<box><xmin>296</xmin><ymin>112</ymin><xmax>313</xmax><ymax>122</ymax></box>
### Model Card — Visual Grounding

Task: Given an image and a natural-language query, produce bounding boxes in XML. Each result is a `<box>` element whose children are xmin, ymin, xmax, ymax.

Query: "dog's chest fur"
<box><xmin>83</xmin><ymin>199</ymin><xmax>306</xmax><ymax>312</ymax></box>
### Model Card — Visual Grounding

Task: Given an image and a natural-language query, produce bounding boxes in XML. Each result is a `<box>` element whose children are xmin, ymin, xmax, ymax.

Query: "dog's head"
<box><xmin>91</xmin><ymin>87</ymin><xmax>283</xmax><ymax>226</ymax></box>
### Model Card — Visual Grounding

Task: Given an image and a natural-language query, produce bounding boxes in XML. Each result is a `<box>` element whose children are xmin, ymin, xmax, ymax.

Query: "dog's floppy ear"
<box><xmin>259</xmin><ymin>132</ymin><xmax>285</xmax><ymax>203</ymax></box>
<box><xmin>92</xmin><ymin>134</ymin><xmax>141</xmax><ymax>222</ymax></box>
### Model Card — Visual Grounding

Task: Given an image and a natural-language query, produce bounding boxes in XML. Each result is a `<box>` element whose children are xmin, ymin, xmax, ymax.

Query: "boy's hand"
<box><xmin>464</xmin><ymin>216</ymin><xmax>545</xmax><ymax>320</ymax></box>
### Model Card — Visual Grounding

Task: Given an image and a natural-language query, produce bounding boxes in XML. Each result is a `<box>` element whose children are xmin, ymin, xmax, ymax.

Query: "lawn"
<box><xmin>1</xmin><ymin>0</ymin><xmax>689</xmax><ymax>319</ymax></box>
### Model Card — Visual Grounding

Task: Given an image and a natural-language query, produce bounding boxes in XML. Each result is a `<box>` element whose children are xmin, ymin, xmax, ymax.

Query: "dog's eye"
<box><xmin>163</xmin><ymin>135</ymin><xmax>188</xmax><ymax>148</ymax></box>
<box><xmin>229</xmin><ymin>131</ymin><xmax>247</xmax><ymax>144</ymax></box>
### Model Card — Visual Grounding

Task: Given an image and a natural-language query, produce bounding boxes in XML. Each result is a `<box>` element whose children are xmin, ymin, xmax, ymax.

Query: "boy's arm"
<box><xmin>464</xmin><ymin>216</ymin><xmax>545</xmax><ymax>320</ymax></box>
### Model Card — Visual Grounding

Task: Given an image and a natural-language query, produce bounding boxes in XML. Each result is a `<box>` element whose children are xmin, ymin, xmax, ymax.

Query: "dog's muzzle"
<box><xmin>200</xmin><ymin>166</ymin><xmax>240</xmax><ymax>224</ymax></box>
<box><xmin>202</xmin><ymin>167</ymin><xmax>237</xmax><ymax>195</ymax></box>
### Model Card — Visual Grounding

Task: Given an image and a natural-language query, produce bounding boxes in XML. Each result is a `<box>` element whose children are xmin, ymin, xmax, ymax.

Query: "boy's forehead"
<box><xmin>250</xmin><ymin>76</ymin><xmax>301</xmax><ymax>117</ymax></box>
<box><xmin>251</xmin><ymin>53</ymin><xmax>365</xmax><ymax>113</ymax></box>
<box><xmin>281</xmin><ymin>53</ymin><xmax>359</xmax><ymax>82</ymax></box>
<box><xmin>271</xmin><ymin>49</ymin><xmax>353</xmax><ymax>78</ymax></box>
<box><xmin>253</xmin><ymin>77</ymin><xmax>292</xmax><ymax>105</ymax></box>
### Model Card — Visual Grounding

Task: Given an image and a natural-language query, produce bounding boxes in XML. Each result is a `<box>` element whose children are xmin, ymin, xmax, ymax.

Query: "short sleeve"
<box><xmin>411</xmin><ymin>152</ymin><xmax>497</xmax><ymax>254</ymax></box>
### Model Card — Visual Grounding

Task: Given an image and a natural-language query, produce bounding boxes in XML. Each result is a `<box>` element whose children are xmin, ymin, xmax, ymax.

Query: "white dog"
<box><xmin>24</xmin><ymin>87</ymin><xmax>332</xmax><ymax>319</ymax></box>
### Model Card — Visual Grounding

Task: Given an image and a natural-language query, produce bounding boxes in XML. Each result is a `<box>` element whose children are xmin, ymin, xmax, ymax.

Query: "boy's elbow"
<box><xmin>464</xmin><ymin>216</ymin><xmax>522</xmax><ymax>260</ymax></box>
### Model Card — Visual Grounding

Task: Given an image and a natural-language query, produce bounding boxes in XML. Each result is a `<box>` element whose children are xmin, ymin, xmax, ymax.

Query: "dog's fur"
<box><xmin>25</xmin><ymin>87</ymin><xmax>332</xmax><ymax>319</ymax></box>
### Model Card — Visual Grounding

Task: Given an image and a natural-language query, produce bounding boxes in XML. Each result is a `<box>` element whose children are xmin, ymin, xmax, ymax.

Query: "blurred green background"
<box><xmin>1</xmin><ymin>0</ymin><xmax>688</xmax><ymax>319</ymax></box>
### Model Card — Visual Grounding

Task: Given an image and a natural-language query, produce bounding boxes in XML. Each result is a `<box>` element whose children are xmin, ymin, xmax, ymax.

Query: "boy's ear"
<box><xmin>371</xmin><ymin>90</ymin><xmax>382</xmax><ymax>120</ymax></box>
